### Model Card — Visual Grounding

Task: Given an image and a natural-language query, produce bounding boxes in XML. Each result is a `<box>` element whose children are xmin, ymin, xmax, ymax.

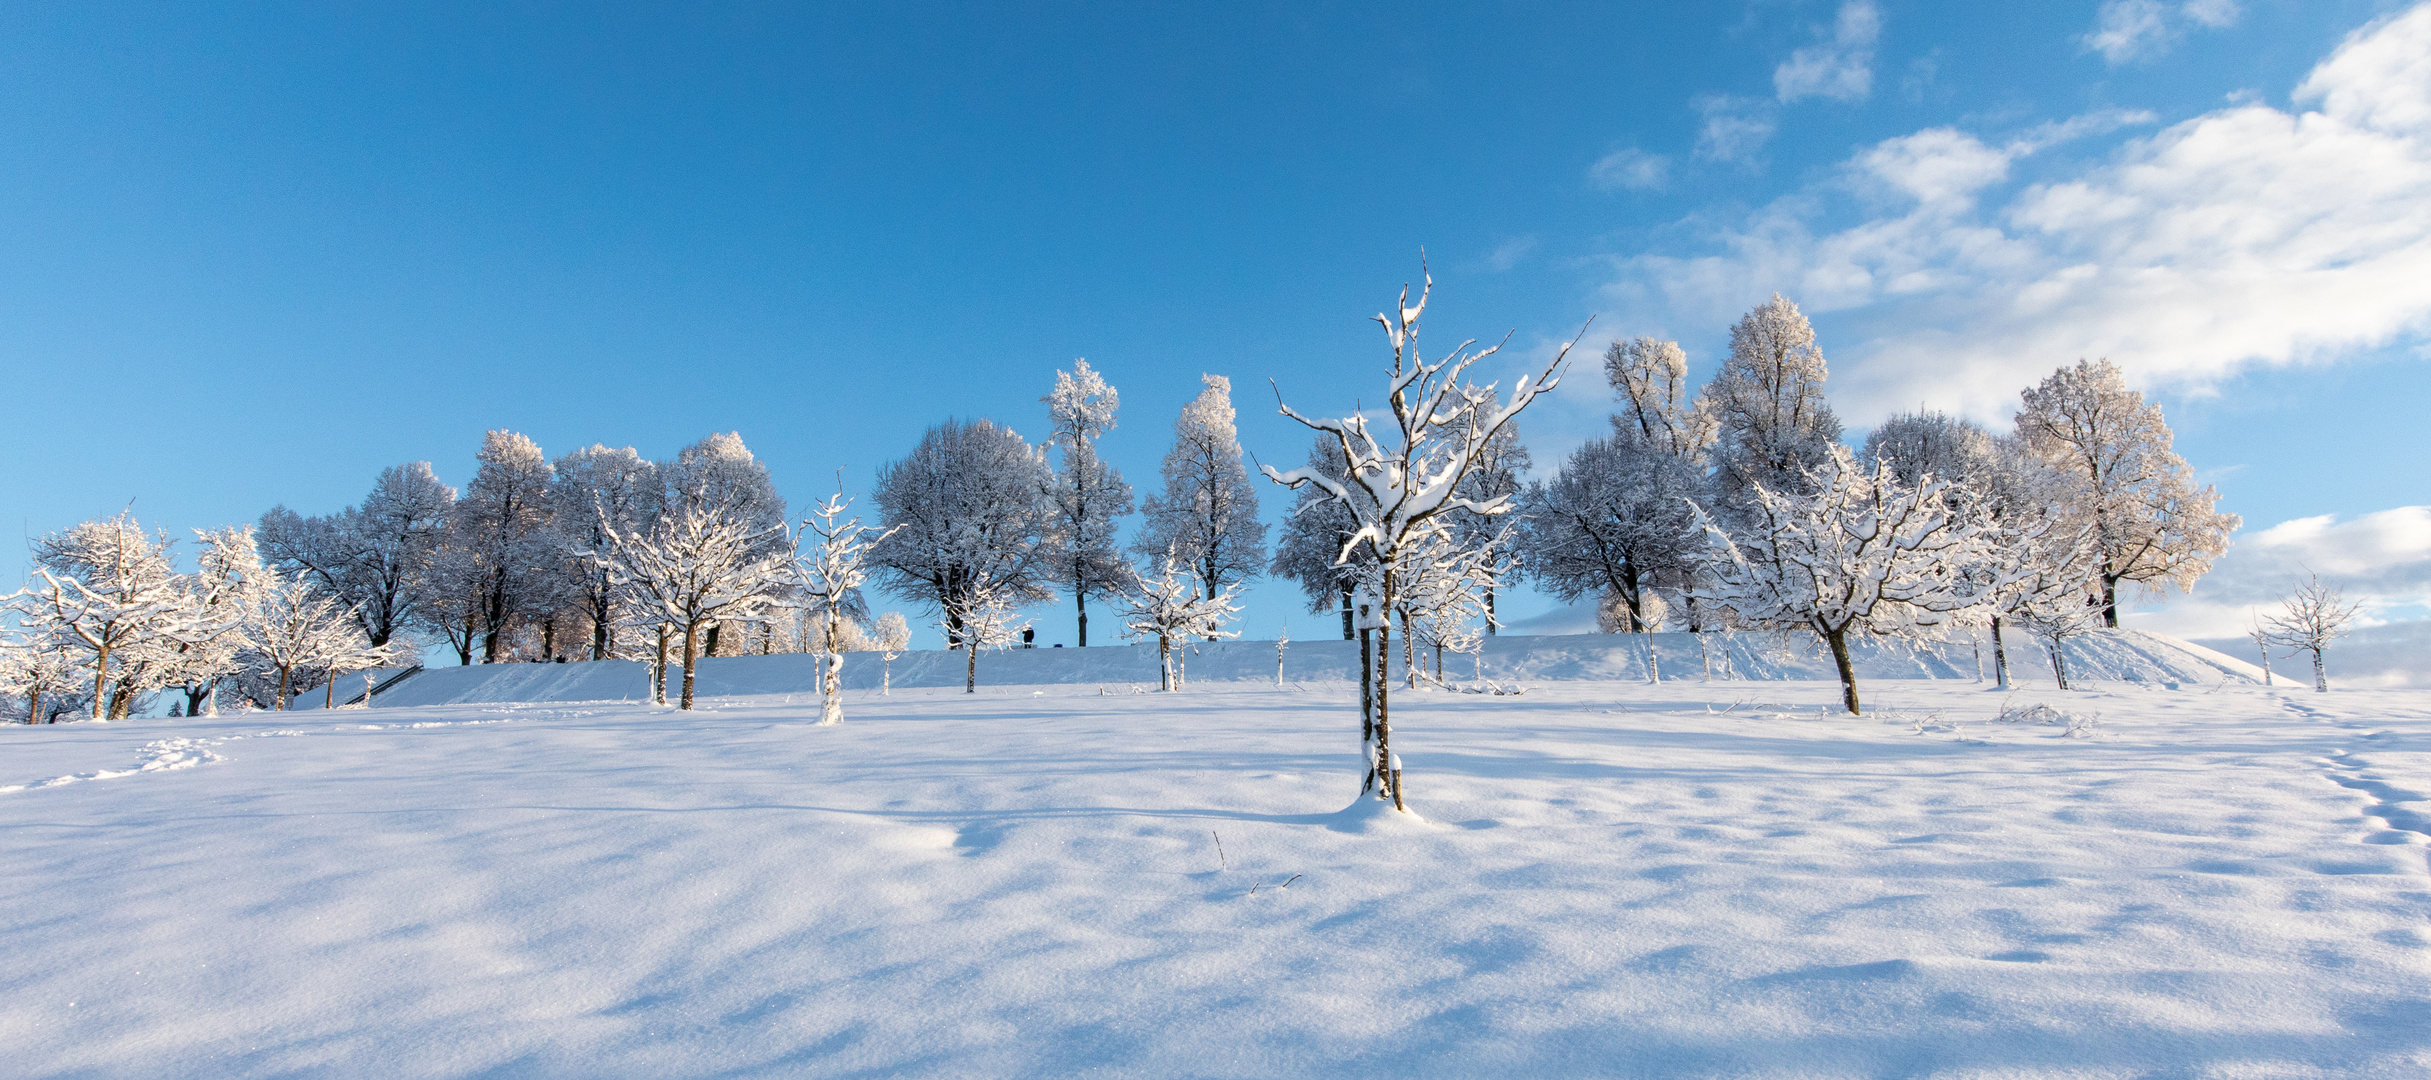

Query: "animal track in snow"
<box><xmin>0</xmin><ymin>736</ymin><xmax>233</xmax><ymax>793</ymax></box>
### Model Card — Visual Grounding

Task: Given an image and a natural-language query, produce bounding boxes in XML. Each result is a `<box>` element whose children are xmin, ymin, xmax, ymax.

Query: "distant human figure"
<box><xmin>1023</xmin><ymin>628</ymin><xmax>1036</xmax><ymax>649</ymax></box>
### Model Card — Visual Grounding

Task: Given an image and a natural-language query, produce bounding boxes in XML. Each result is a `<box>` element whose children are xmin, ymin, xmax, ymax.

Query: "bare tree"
<box><xmin>2262</xmin><ymin>574</ymin><xmax>2361</xmax><ymax>692</ymax></box>
<box><xmin>1260</xmin><ymin>265</ymin><xmax>1580</xmax><ymax>812</ymax></box>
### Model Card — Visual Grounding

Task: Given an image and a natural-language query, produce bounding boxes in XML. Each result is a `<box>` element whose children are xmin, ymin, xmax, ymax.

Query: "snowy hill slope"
<box><xmin>366</xmin><ymin>628</ymin><xmax>2262</xmax><ymax>709</ymax></box>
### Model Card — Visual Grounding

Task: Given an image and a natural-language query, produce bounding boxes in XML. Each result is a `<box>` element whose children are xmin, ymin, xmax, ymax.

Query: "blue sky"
<box><xmin>2</xmin><ymin>1</ymin><xmax>2425</xmax><ymax>653</ymax></box>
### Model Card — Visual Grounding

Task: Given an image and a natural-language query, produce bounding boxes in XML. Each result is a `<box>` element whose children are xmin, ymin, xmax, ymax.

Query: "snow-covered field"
<box><xmin>5</xmin><ymin>671</ymin><xmax>2428</xmax><ymax>1077</ymax></box>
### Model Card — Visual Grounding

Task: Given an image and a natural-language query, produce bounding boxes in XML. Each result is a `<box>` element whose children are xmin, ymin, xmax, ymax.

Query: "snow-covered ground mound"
<box><xmin>2</xmin><ymin>678</ymin><xmax>2424</xmax><ymax>1077</ymax></box>
<box><xmin>363</xmin><ymin>627</ymin><xmax>2262</xmax><ymax>708</ymax></box>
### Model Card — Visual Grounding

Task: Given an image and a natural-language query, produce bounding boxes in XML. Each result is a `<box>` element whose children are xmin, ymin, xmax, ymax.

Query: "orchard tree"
<box><xmin>1042</xmin><ymin>360</ymin><xmax>1134</xmax><ymax>647</ymax></box>
<box><xmin>1120</xmin><ymin>548</ymin><xmax>1243</xmax><ymax>691</ymax></box>
<box><xmin>243</xmin><ymin>569</ymin><xmax>388</xmax><ymax>710</ymax></box>
<box><xmin>665</xmin><ymin>432</ymin><xmax>789</xmax><ymax>657</ymax></box>
<box><xmin>2015</xmin><ymin>359</ymin><xmax>2237</xmax><ymax>626</ymax></box>
<box><xmin>27</xmin><ymin>512</ymin><xmax>205</xmax><ymax>720</ymax></box>
<box><xmin>601</xmin><ymin>498</ymin><xmax>794</xmax><ymax>710</ymax></box>
<box><xmin>944</xmin><ymin>571</ymin><xmax>1030</xmax><ymax>693</ymax></box>
<box><xmin>1261</xmin><ymin>266</ymin><xmax>1580</xmax><ymax>812</ymax></box>
<box><xmin>1136</xmin><ymin>375</ymin><xmax>1267</xmax><ymax>607</ymax></box>
<box><xmin>1695</xmin><ymin>446</ymin><xmax>1987</xmax><ymax>716</ymax></box>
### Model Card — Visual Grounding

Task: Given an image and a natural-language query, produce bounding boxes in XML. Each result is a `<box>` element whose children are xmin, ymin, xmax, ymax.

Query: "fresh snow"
<box><xmin>4</xmin><ymin>655</ymin><xmax>2425</xmax><ymax>1077</ymax></box>
<box><xmin>358</xmin><ymin>628</ymin><xmax>2263</xmax><ymax>710</ymax></box>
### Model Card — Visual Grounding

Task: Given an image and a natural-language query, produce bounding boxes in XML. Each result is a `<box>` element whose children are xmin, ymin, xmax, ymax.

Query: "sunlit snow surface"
<box><xmin>3</xmin><ymin>679</ymin><xmax>2427</xmax><ymax>1078</ymax></box>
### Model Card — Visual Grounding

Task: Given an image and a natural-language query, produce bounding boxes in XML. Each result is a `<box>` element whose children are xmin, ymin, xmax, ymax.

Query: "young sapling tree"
<box><xmin>798</xmin><ymin>479</ymin><xmax>900</xmax><ymax>724</ymax></box>
<box><xmin>2262</xmin><ymin>574</ymin><xmax>2361</xmax><ymax>692</ymax></box>
<box><xmin>1261</xmin><ymin>265</ymin><xmax>1581</xmax><ymax>811</ymax></box>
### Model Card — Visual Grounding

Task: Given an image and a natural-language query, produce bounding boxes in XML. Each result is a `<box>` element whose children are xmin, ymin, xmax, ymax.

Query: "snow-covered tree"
<box><xmin>1695</xmin><ymin>446</ymin><xmax>1987</xmax><ymax>715</ymax></box>
<box><xmin>873</xmin><ymin>611</ymin><xmax>911</xmax><ymax>696</ymax></box>
<box><xmin>1119</xmin><ymin>549</ymin><xmax>1243</xmax><ymax>691</ymax></box>
<box><xmin>1270</xmin><ymin>435</ymin><xmax>1372</xmax><ymax>640</ymax></box>
<box><xmin>1863</xmin><ymin>411</ymin><xmax>1998</xmax><ymax>497</ymax></box>
<box><xmin>1261</xmin><ymin>267</ymin><xmax>1578</xmax><ymax>811</ymax></box>
<box><xmin>601</xmin><ymin>497</ymin><xmax>795</xmax><ymax>710</ymax></box>
<box><xmin>1042</xmin><ymin>360</ymin><xmax>1135</xmax><ymax>647</ymax></box>
<box><xmin>243</xmin><ymin>570</ymin><xmax>391</xmax><ymax>710</ymax></box>
<box><xmin>550</xmin><ymin>445</ymin><xmax>662</xmax><ymax>660</ymax></box>
<box><xmin>166</xmin><ymin>526</ymin><xmax>270</xmax><ymax>716</ymax></box>
<box><xmin>2262</xmin><ymin>574</ymin><xmax>2360</xmax><ymax>693</ymax></box>
<box><xmin>1606</xmin><ymin>336</ymin><xmax>1717</xmax><ymax>459</ymax></box>
<box><xmin>2247</xmin><ymin>619</ymin><xmax>2279</xmax><ymax>688</ymax></box>
<box><xmin>258</xmin><ymin>462</ymin><xmax>454</xmax><ymax>650</ymax></box>
<box><xmin>450</xmin><ymin>431</ymin><xmax>558</xmax><ymax>664</ymax></box>
<box><xmin>2015</xmin><ymin>360</ymin><xmax>2238</xmax><ymax>626</ymax></box>
<box><xmin>27</xmin><ymin>512</ymin><xmax>208</xmax><ymax>720</ymax></box>
<box><xmin>944</xmin><ymin>571</ymin><xmax>1030</xmax><ymax>693</ymax></box>
<box><xmin>797</xmin><ymin>481</ymin><xmax>899</xmax><ymax>724</ymax></box>
<box><xmin>666</xmin><ymin>432</ymin><xmax>791</xmax><ymax>658</ymax></box>
<box><xmin>1397</xmin><ymin>519</ymin><xmax>1508</xmax><ymax>685</ymax></box>
<box><xmin>1606</xmin><ymin>335</ymin><xmax>1720</xmax><ymax>633</ymax></box>
<box><xmin>1446</xmin><ymin>388</ymin><xmax>1530</xmax><ymax>633</ymax></box>
<box><xmin>1135</xmin><ymin>375</ymin><xmax>1267</xmax><ymax>608</ymax></box>
<box><xmin>0</xmin><ymin>620</ymin><xmax>86</xmax><ymax>724</ymax></box>
<box><xmin>870</xmin><ymin>417</ymin><xmax>1057</xmax><ymax>645</ymax></box>
<box><xmin>1704</xmin><ymin>295</ymin><xmax>1843</xmax><ymax>520</ymax></box>
<box><xmin>1520</xmin><ymin>435</ymin><xmax>1703</xmax><ymax>634</ymax></box>
<box><xmin>1973</xmin><ymin>441</ymin><xmax>2101</xmax><ymax>691</ymax></box>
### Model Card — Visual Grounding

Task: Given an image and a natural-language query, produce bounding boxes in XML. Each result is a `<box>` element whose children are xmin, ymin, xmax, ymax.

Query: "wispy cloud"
<box><xmin>2130</xmin><ymin>506</ymin><xmax>2431</xmax><ymax>640</ymax></box>
<box><xmin>2082</xmin><ymin>0</ymin><xmax>2242</xmax><ymax>65</ymax></box>
<box><xmin>1484</xmin><ymin>236</ymin><xmax>1539</xmax><ymax>272</ymax></box>
<box><xmin>1694</xmin><ymin>94</ymin><xmax>1778</xmax><ymax>164</ymax></box>
<box><xmin>1601</xmin><ymin>5</ymin><xmax>2431</xmax><ymax>426</ymax></box>
<box><xmin>1589</xmin><ymin>148</ymin><xmax>1671</xmax><ymax>191</ymax></box>
<box><xmin>1775</xmin><ymin>0</ymin><xmax>1883</xmax><ymax>103</ymax></box>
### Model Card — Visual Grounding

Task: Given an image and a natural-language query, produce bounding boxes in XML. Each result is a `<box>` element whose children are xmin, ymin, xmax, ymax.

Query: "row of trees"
<box><xmin>4</xmin><ymin>276</ymin><xmax>2244</xmax><ymax>744</ymax></box>
<box><xmin>1252</xmin><ymin>279</ymin><xmax>2239</xmax><ymax>813</ymax></box>
<box><xmin>0</xmin><ymin>515</ymin><xmax>399</xmax><ymax>721</ymax></box>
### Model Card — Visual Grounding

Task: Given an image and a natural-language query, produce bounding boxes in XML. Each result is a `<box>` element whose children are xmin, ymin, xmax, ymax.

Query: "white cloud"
<box><xmin>2082</xmin><ymin>0</ymin><xmax>2242</xmax><ymax>65</ymax></box>
<box><xmin>1602</xmin><ymin>4</ymin><xmax>2431</xmax><ymax>425</ymax></box>
<box><xmin>1485</xmin><ymin>236</ymin><xmax>1539</xmax><ymax>272</ymax></box>
<box><xmin>1775</xmin><ymin>1</ymin><xmax>1882</xmax><ymax>103</ymax></box>
<box><xmin>2129</xmin><ymin>506</ymin><xmax>2431</xmax><ymax>640</ymax></box>
<box><xmin>1590</xmin><ymin>148</ymin><xmax>1670</xmax><ymax>191</ymax></box>
<box><xmin>1694</xmin><ymin>94</ymin><xmax>1779</xmax><ymax>164</ymax></box>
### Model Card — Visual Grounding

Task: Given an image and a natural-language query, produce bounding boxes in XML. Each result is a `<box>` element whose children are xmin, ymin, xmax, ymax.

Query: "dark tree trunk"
<box><xmin>965</xmin><ymin>638</ymin><xmax>977</xmax><ymax>693</ymax></box>
<box><xmin>1375</xmin><ymin>573</ymin><xmax>1403</xmax><ymax>811</ymax></box>
<box><xmin>680</xmin><ymin>621</ymin><xmax>700</xmax><ymax>710</ymax></box>
<box><xmin>705</xmin><ymin>624</ymin><xmax>721</xmax><ymax>657</ymax></box>
<box><xmin>1077</xmin><ymin>588</ymin><xmax>1089</xmax><ymax>648</ymax></box>
<box><xmin>2101</xmin><ymin>574</ymin><xmax>2121</xmax><ymax>628</ymax></box>
<box><xmin>593</xmin><ymin>618</ymin><xmax>608</xmax><ymax>662</ymax></box>
<box><xmin>1990</xmin><ymin>614</ymin><xmax>2010</xmax><ymax>689</ymax></box>
<box><xmin>1825</xmin><ymin>626</ymin><xmax>1860</xmax><ymax>715</ymax></box>
<box><xmin>1339</xmin><ymin>586</ymin><xmax>1354</xmax><ymax>640</ymax></box>
<box><xmin>1485</xmin><ymin>586</ymin><xmax>1497</xmax><ymax>636</ymax></box>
